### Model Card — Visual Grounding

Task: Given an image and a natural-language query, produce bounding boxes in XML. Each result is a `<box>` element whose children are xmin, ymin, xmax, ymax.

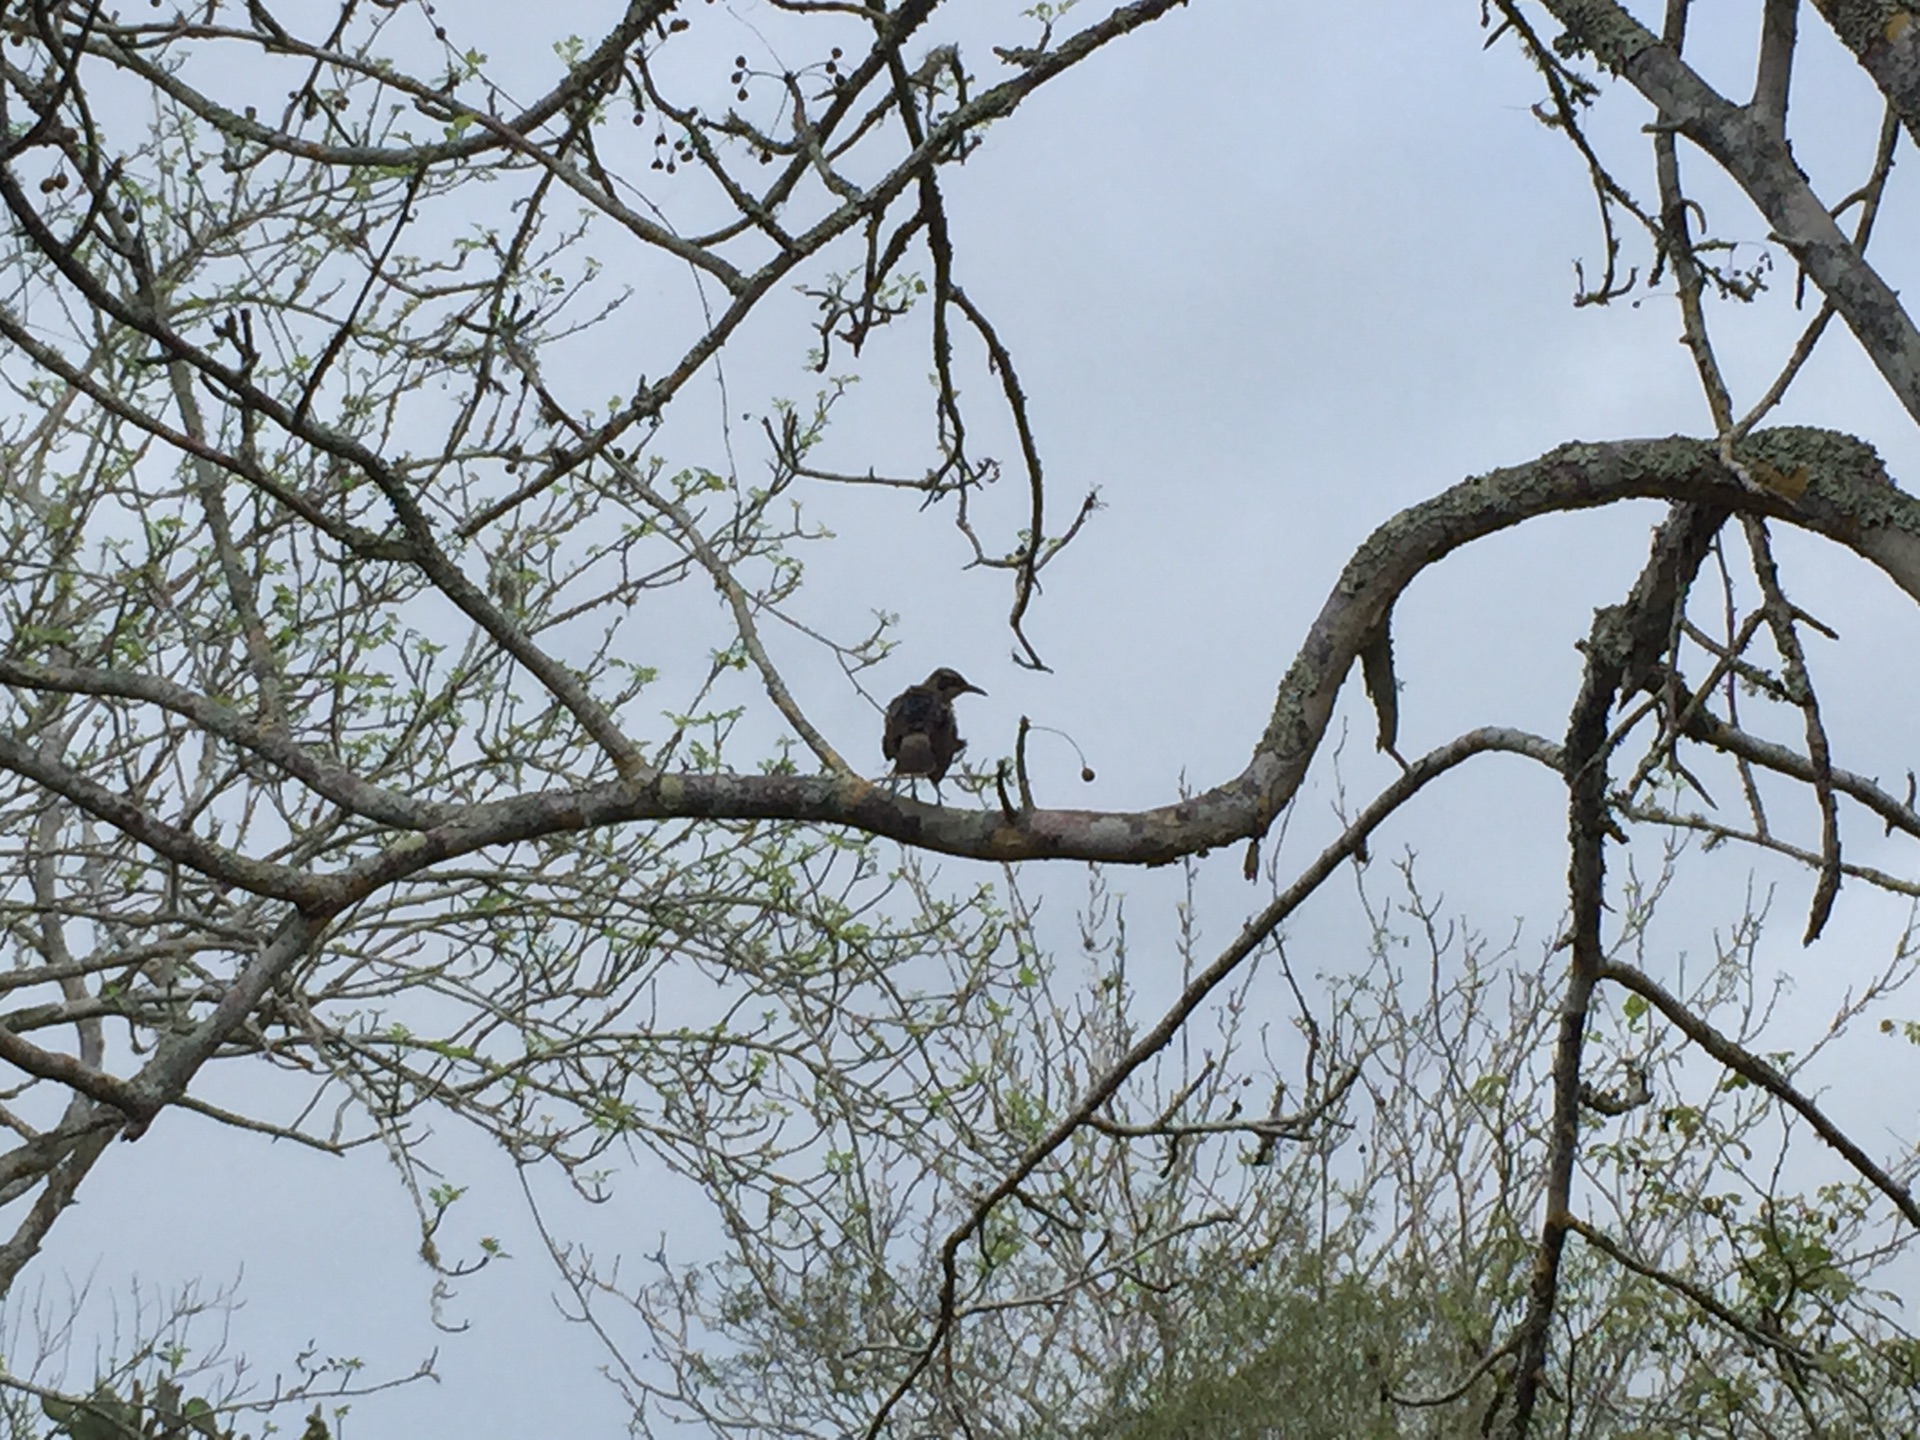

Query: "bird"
<box><xmin>883</xmin><ymin>667</ymin><xmax>985</xmax><ymax>801</ymax></box>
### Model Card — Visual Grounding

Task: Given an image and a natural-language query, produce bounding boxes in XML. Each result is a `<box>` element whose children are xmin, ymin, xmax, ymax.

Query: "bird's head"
<box><xmin>923</xmin><ymin>668</ymin><xmax>986</xmax><ymax>700</ymax></box>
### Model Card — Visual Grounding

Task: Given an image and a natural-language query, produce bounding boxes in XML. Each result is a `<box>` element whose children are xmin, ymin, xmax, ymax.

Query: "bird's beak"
<box><xmin>965</xmin><ymin>682</ymin><xmax>987</xmax><ymax>696</ymax></box>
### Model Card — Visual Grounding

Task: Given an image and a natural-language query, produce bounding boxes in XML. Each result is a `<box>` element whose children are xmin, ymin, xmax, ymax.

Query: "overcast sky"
<box><xmin>23</xmin><ymin>2</ymin><xmax>1920</xmax><ymax>1433</ymax></box>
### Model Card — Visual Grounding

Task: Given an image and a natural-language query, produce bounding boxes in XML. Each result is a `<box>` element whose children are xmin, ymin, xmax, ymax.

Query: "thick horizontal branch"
<box><xmin>3</xmin><ymin>431</ymin><xmax>1904</xmax><ymax>911</ymax></box>
<box><xmin>584</xmin><ymin>432</ymin><xmax>1898</xmax><ymax>872</ymax></box>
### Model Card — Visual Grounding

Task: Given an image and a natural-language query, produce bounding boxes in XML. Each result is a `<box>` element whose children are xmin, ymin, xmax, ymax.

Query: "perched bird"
<box><xmin>883</xmin><ymin>667</ymin><xmax>985</xmax><ymax>801</ymax></box>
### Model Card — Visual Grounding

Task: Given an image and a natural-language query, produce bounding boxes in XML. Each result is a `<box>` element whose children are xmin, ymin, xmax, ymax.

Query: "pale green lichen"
<box><xmin>1820</xmin><ymin>0</ymin><xmax>1912</xmax><ymax>55</ymax></box>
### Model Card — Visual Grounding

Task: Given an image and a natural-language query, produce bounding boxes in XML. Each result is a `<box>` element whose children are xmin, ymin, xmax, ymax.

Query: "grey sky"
<box><xmin>18</xmin><ymin>1</ymin><xmax>1920</xmax><ymax>1432</ymax></box>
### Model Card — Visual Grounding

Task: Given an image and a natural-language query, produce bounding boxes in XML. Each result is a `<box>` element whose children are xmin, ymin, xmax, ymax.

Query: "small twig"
<box><xmin>1733</xmin><ymin>103</ymin><xmax>1901</xmax><ymax>438</ymax></box>
<box><xmin>1742</xmin><ymin>516</ymin><xmax>1840</xmax><ymax>942</ymax></box>
<box><xmin>1597</xmin><ymin>959</ymin><xmax>1920</xmax><ymax>1229</ymax></box>
<box><xmin>1014</xmin><ymin>715</ymin><xmax>1034</xmax><ymax>814</ymax></box>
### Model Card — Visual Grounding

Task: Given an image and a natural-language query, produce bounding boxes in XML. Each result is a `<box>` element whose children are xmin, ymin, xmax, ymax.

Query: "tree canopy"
<box><xmin>0</xmin><ymin>1</ymin><xmax>1918</xmax><ymax>1436</ymax></box>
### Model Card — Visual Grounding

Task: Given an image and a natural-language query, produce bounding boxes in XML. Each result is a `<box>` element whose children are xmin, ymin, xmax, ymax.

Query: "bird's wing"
<box><xmin>925</xmin><ymin>708</ymin><xmax>961</xmax><ymax>782</ymax></box>
<box><xmin>882</xmin><ymin>693</ymin><xmax>909</xmax><ymax>762</ymax></box>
